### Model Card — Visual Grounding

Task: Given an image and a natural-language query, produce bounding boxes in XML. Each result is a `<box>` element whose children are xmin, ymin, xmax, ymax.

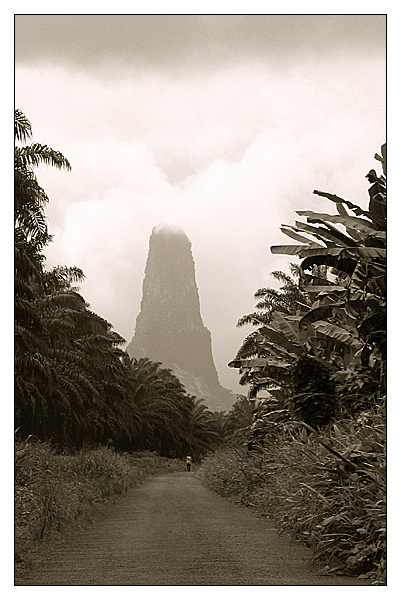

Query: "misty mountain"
<box><xmin>126</xmin><ymin>224</ymin><xmax>235</xmax><ymax>412</ymax></box>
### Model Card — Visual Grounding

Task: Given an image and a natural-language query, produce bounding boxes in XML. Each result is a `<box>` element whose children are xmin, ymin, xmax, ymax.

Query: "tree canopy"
<box><xmin>14</xmin><ymin>110</ymin><xmax>224</xmax><ymax>457</ymax></box>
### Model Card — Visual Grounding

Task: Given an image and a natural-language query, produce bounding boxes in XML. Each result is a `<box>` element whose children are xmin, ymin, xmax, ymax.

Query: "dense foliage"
<box><xmin>15</xmin><ymin>439</ymin><xmax>185</xmax><ymax>579</ymax></box>
<box><xmin>199</xmin><ymin>402</ymin><xmax>386</xmax><ymax>582</ymax></box>
<box><xmin>203</xmin><ymin>145</ymin><xmax>386</xmax><ymax>583</ymax></box>
<box><xmin>230</xmin><ymin>144</ymin><xmax>386</xmax><ymax>427</ymax></box>
<box><xmin>14</xmin><ymin>110</ymin><xmax>223</xmax><ymax>458</ymax></box>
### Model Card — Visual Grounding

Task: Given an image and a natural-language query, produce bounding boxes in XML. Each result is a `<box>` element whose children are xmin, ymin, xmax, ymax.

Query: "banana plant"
<box><xmin>270</xmin><ymin>145</ymin><xmax>386</xmax><ymax>374</ymax></box>
<box><xmin>230</xmin><ymin>145</ymin><xmax>386</xmax><ymax>417</ymax></box>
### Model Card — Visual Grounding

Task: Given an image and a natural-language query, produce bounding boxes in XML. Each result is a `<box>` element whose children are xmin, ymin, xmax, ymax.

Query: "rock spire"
<box><xmin>126</xmin><ymin>224</ymin><xmax>234</xmax><ymax>412</ymax></box>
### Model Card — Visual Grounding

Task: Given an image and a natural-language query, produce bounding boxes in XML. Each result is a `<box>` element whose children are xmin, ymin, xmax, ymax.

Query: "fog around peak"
<box><xmin>152</xmin><ymin>223</ymin><xmax>187</xmax><ymax>237</ymax></box>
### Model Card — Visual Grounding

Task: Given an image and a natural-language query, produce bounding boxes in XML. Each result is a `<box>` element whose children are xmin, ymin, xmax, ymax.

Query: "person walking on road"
<box><xmin>186</xmin><ymin>455</ymin><xmax>192</xmax><ymax>472</ymax></box>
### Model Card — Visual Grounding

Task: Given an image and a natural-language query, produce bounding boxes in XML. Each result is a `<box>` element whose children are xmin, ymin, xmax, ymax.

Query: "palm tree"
<box><xmin>15</xmin><ymin>109</ymin><xmax>71</xmax><ymax>248</ymax></box>
<box><xmin>224</xmin><ymin>395</ymin><xmax>254</xmax><ymax>445</ymax></box>
<box><xmin>211</xmin><ymin>411</ymin><xmax>231</xmax><ymax>447</ymax></box>
<box><xmin>15</xmin><ymin>111</ymin><xmax>141</xmax><ymax>449</ymax></box>
<box><xmin>236</xmin><ymin>264</ymin><xmax>313</xmax><ymax>329</ymax></box>
<box><xmin>127</xmin><ymin>358</ymin><xmax>192</xmax><ymax>456</ymax></box>
<box><xmin>234</xmin><ymin>265</ymin><xmax>314</xmax><ymax>366</ymax></box>
<box><xmin>15</xmin><ymin>110</ymin><xmax>73</xmax><ymax>444</ymax></box>
<box><xmin>185</xmin><ymin>397</ymin><xmax>220</xmax><ymax>459</ymax></box>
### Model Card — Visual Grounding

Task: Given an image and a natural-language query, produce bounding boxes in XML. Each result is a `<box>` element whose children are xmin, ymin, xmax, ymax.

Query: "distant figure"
<box><xmin>186</xmin><ymin>455</ymin><xmax>192</xmax><ymax>472</ymax></box>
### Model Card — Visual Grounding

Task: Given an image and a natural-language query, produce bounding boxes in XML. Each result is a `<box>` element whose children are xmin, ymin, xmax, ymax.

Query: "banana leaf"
<box><xmin>270</xmin><ymin>311</ymin><xmax>300</xmax><ymax>343</ymax></box>
<box><xmin>259</xmin><ymin>326</ymin><xmax>303</xmax><ymax>355</ymax></box>
<box><xmin>228</xmin><ymin>358</ymin><xmax>269</xmax><ymax>369</ymax></box>
<box><xmin>253</xmin><ymin>337</ymin><xmax>296</xmax><ymax>361</ymax></box>
<box><xmin>292</xmin><ymin>221</ymin><xmax>331</xmax><ymax>245</ymax></box>
<box><xmin>312</xmin><ymin>320</ymin><xmax>362</xmax><ymax>348</ymax></box>
<box><xmin>270</xmin><ymin>243</ymin><xmax>324</xmax><ymax>255</ymax></box>
<box><xmin>319</xmin><ymin>220</ymin><xmax>364</xmax><ymax>246</ymax></box>
<box><xmin>280</xmin><ymin>226</ymin><xmax>315</xmax><ymax>244</ymax></box>
<box><xmin>257</xmin><ymin>364</ymin><xmax>292</xmax><ymax>380</ymax></box>
<box><xmin>296</xmin><ymin>210</ymin><xmax>379</xmax><ymax>236</ymax></box>
<box><xmin>293</xmin><ymin>219</ymin><xmax>358</xmax><ymax>247</ymax></box>
<box><xmin>335</xmin><ymin>202</ymin><xmax>349</xmax><ymax>217</ymax></box>
<box><xmin>299</xmin><ymin>305</ymin><xmax>334</xmax><ymax>326</ymax></box>
<box><xmin>313</xmin><ymin>190</ymin><xmax>372</xmax><ymax>220</ymax></box>
<box><xmin>298</xmin><ymin>247</ymin><xmax>345</xmax><ymax>257</ymax></box>
<box><xmin>228</xmin><ymin>358</ymin><xmax>290</xmax><ymax>372</ymax></box>
<box><xmin>350</xmin><ymin>247</ymin><xmax>386</xmax><ymax>260</ymax></box>
<box><xmin>299</xmin><ymin>246</ymin><xmax>385</xmax><ymax>261</ymax></box>
<box><xmin>301</xmin><ymin>285</ymin><xmax>347</xmax><ymax>293</ymax></box>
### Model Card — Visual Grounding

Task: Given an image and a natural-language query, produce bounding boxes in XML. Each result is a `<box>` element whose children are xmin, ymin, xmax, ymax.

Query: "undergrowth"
<box><xmin>198</xmin><ymin>405</ymin><xmax>386</xmax><ymax>585</ymax></box>
<box><xmin>15</xmin><ymin>440</ymin><xmax>184</xmax><ymax>575</ymax></box>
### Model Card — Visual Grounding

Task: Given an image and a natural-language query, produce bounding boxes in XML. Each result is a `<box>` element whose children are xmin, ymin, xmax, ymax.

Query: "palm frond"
<box><xmin>15</xmin><ymin>109</ymin><xmax>32</xmax><ymax>143</ymax></box>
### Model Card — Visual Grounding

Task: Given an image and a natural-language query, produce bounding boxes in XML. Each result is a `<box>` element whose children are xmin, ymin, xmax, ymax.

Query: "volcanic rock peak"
<box><xmin>126</xmin><ymin>224</ymin><xmax>234</xmax><ymax>412</ymax></box>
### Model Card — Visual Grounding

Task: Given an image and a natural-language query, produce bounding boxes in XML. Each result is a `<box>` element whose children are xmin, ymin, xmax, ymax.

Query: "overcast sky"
<box><xmin>14</xmin><ymin>14</ymin><xmax>386</xmax><ymax>393</ymax></box>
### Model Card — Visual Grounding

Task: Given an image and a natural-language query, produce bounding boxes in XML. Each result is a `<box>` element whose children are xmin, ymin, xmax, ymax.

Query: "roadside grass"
<box><xmin>198</xmin><ymin>405</ymin><xmax>386</xmax><ymax>584</ymax></box>
<box><xmin>15</xmin><ymin>440</ymin><xmax>185</xmax><ymax>575</ymax></box>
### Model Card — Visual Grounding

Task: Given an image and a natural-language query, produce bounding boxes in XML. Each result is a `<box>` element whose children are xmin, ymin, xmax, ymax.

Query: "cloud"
<box><xmin>18</xmin><ymin>51</ymin><xmax>385</xmax><ymax>185</ymax></box>
<box><xmin>15</xmin><ymin>14</ymin><xmax>385</xmax><ymax>74</ymax></box>
<box><xmin>15</xmin><ymin>17</ymin><xmax>386</xmax><ymax>391</ymax></box>
<box><xmin>42</xmin><ymin>113</ymin><xmax>385</xmax><ymax>390</ymax></box>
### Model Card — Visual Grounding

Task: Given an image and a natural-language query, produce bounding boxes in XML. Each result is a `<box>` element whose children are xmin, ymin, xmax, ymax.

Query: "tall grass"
<box><xmin>15</xmin><ymin>440</ymin><xmax>184</xmax><ymax>573</ymax></box>
<box><xmin>198</xmin><ymin>405</ymin><xmax>386</xmax><ymax>584</ymax></box>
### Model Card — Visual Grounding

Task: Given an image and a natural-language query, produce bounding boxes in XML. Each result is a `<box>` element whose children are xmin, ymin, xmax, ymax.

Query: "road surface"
<box><xmin>18</xmin><ymin>471</ymin><xmax>371</xmax><ymax>586</ymax></box>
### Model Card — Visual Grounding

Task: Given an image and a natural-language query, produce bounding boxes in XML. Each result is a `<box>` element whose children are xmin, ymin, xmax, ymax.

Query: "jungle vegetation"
<box><xmin>15</xmin><ymin>108</ymin><xmax>386</xmax><ymax>582</ymax></box>
<box><xmin>199</xmin><ymin>143</ymin><xmax>386</xmax><ymax>583</ymax></box>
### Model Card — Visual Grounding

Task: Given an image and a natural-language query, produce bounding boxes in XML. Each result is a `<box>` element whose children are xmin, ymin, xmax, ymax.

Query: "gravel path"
<box><xmin>19</xmin><ymin>471</ymin><xmax>371</xmax><ymax>586</ymax></box>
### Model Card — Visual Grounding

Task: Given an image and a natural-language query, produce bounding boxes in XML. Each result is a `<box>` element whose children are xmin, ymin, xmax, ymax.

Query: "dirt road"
<box><xmin>19</xmin><ymin>471</ymin><xmax>371</xmax><ymax>586</ymax></box>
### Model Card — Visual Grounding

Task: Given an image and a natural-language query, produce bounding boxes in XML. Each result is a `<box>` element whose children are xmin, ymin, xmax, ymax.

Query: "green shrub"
<box><xmin>15</xmin><ymin>441</ymin><xmax>184</xmax><ymax>573</ymax></box>
<box><xmin>198</xmin><ymin>404</ymin><xmax>386</xmax><ymax>584</ymax></box>
<box><xmin>290</xmin><ymin>356</ymin><xmax>339</xmax><ymax>427</ymax></box>
<box><xmin>196</xmin><ymin>446</ymin><xmax>262</xmax><ymax>500</ymax></box>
